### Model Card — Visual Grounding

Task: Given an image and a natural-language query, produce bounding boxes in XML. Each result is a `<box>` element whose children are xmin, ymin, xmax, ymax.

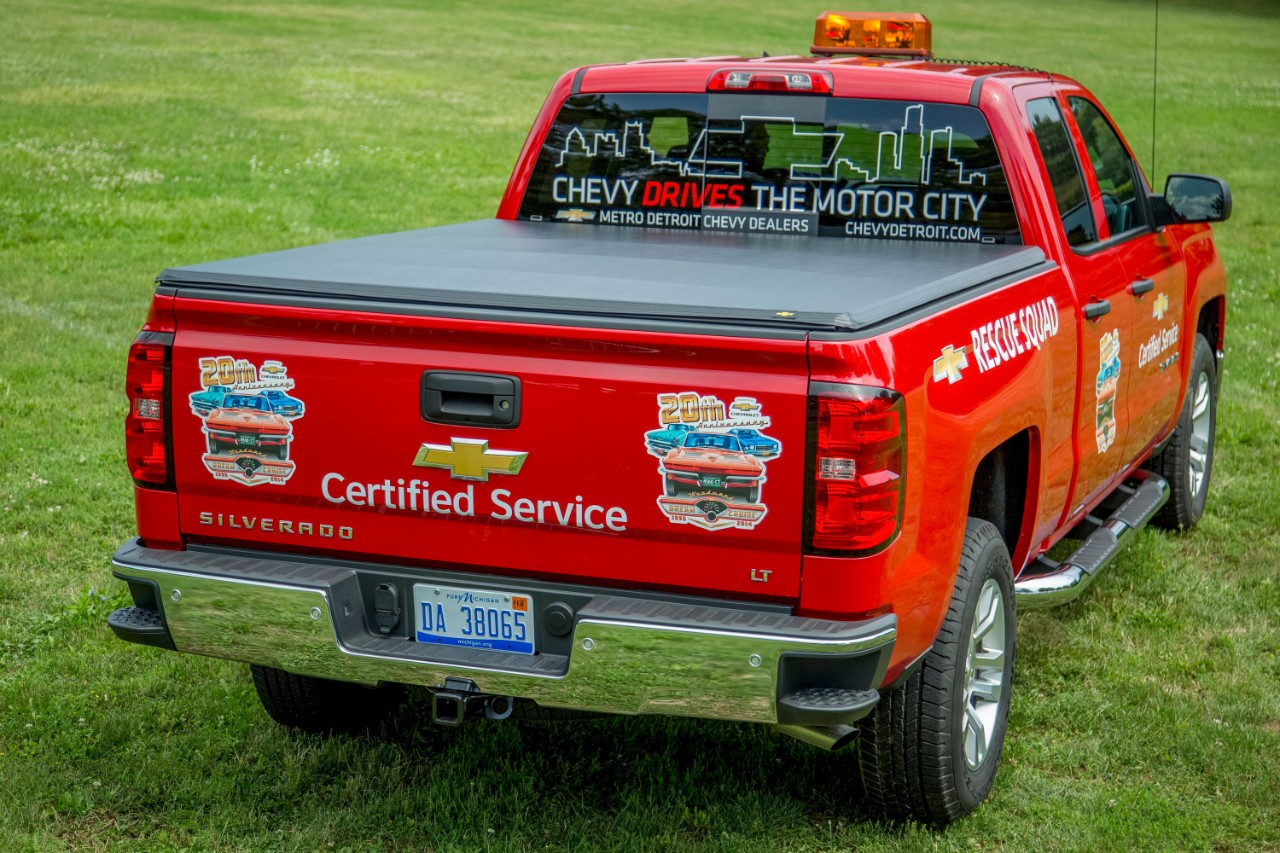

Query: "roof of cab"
<box><xmin>577</xmin><ymin>54</ymin><xmax>1054</xmax><ymax>105</ymax></box>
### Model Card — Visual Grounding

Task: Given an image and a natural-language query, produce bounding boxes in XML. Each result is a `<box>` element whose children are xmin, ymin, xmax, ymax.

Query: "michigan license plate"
<box><xmin>237</xmin><ymin>434</ymin><xmax>257</xmax><ymax>447</ymax></box>
<box><xmin>412</xmin><ymin>583</ymin><xmax>535</xmax><ymax>655</ymax></box>
<box><xmin>699</xmin><ymin>475</ymin><xmax>724</xmax><ymax>488</ymax></box>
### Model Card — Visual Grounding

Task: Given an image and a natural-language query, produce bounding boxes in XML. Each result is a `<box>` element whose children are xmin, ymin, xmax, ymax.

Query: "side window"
<box><xmin>1068</xmin><ymin>97</ymin><xmax>1148</xmax><ymax>236</ymax></box>
<box><xmin>1026</xmin><ymin>97</ymin><xmax>1096</xmax><ymax>247</ymax></box>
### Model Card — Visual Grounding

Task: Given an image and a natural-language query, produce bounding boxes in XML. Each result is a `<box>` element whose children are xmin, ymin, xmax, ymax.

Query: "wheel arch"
<box><xmin>966</xmin><ymin>428</ymin><xmax>1039</xmax><ymax>572</ymax></box>
<box><xmin>1197</xmin><ymin>295</ymin><xmax>1226</xmax><ymax>356</ymax></box>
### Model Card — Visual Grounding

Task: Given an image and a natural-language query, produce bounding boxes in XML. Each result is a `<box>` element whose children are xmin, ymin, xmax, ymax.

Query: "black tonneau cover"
<box><xmin>158</xmin><ymin>219</ymin><xmax>1050</xmax><ymax>333</ymax></box>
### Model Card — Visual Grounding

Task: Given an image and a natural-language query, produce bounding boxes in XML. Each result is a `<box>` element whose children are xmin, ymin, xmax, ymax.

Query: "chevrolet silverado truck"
<box><xmin>110</xmin><ymin>12</ymin><xmax>1231</xmax><ymax>824</ymax></box>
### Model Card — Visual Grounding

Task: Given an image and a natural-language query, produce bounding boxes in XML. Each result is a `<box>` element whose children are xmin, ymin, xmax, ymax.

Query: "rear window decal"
<box><xmin>522</xmin><ymin>94</ymin><xmax>1020</xmax><ymax>244</ymax></box>
<box><xmin>646</xmin><ymin>392</ymin><xmax>781</xmax><ymax>531</ymax></box>
<box><xmin>190</xmin><ymin>356</ymin><xmax>304</xmax><ymax>486</ymax></box>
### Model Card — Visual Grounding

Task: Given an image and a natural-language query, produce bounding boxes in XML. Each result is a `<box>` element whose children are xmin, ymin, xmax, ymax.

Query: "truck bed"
<box><xmin>158</xmin><ymin>220</ymin><xmax>1051</xmax><ymax>335</ymax></box>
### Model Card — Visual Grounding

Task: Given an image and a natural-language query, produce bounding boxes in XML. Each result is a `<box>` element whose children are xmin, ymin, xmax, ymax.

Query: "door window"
<box><xmin>1026</xmin><ymin>98</ymin><xmax>1096</xmax><ymax>247</ymax></box>
<box><xmin>1067</xmin><ymin>97</ymin><xmax>1149</xmax><ymax>237</ymax></box>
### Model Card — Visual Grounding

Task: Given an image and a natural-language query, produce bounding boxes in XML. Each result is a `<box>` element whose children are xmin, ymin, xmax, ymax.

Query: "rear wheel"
<box><xmin>664</xmin><ymin>477</ymin><xmax>679</xmax><ymax>497</ymax></box>
<box><xmin>858</xmin><ymin>519</ymin><xmax>1015</xmax><ymax>824</ymax></box>
<box><xmin>250</xmin><ymin>665</ymin><xmax>403</xmax><ymax>733</ymax></box>
<box><xmin>1147</xmin><ymin>333</ymin><xmax>1217</xmax><ymax>529</ymax></box>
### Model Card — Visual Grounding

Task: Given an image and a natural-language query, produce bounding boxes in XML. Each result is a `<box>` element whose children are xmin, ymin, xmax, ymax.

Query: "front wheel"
<box><xmin>250</xmin><ymin>665</ymin><xmax>403</xmax><ymax>733</ymax></box>
<box><xmin>858</xmin><ymin>519</ymin><xmax>1015</xmax><ymax>824</ymax></box>
<box><xmin>1147</xmin><ymin>333</ymin><xmax>1217</xmax><ymax>529</ymax></box>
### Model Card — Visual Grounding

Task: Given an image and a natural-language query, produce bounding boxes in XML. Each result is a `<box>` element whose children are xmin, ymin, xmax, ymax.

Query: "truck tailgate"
<box><xmin>171</xmin><ymin>297</ymin><xmax>809</xmax><ymax>599</ymax></box>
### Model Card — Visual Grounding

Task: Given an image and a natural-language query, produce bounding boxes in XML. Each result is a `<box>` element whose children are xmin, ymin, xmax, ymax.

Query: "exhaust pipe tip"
<box><xmin>774</xmin><ymin>723</ymin><xmax>859</xmax><ymax>752</ymax></box>
<box><xmin>485</xmin><ymin>695</ymin><xmax>514</xmax><ymax>721</ymax></box>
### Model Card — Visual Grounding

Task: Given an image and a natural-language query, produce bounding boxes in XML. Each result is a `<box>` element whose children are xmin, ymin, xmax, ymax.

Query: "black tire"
<box><xmin>664</xmin><ymin>477</ymin><xmax>679</xmax><ymax>497</ymax></box>
<box><xmin>1147</xmin><ymin>334</ymin><xmax>1217</xmax><ymax>530</ymax></box>
<box><xmin>746</xmin><ymin>485</ymin><xmax>760</xmax><ymax>503</ymax></box>
<box><xmin>250</xmin><ymin>665</ymin><xmax>404</xmax><ymax>733</ymax></box>
<box><xmin>858</xmin><ymin>519</ymin><xmax>1015</xmax><ymax>824</ymax></box>
<box><xmin>207</xmin><ymin>436</ymin><xmax>218</xmax><ymax>455</ymax></box>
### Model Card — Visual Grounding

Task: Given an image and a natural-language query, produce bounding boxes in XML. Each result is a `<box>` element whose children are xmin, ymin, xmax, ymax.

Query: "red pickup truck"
<box><xmin>111</xmin><ymin>12</ymin><xmax>1231</xmax><ymax>823</ymax></box>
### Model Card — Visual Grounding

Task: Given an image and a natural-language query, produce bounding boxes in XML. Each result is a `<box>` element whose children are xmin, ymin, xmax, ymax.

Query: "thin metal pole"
<box><xmin>1151</xmin><ymin>0</ymin><xmax>1160</xmax><ymax>183</ymax></box>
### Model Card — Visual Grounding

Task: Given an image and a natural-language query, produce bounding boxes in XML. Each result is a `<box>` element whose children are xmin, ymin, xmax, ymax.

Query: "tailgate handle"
<box><xmin>421</xmin><ymin>372</ymin><xmax>521</xmax><ymax>428</ymax></box>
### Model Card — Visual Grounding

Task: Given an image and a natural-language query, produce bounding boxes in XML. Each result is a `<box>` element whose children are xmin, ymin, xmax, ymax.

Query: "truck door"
<box><xmin>1018</xmin><ymin>89</ymin><xmax>1135</xmax><ymax>518</ymax></box>
<box><xmin>1059</xmin><ymin>91</ymin><xmax>1188</xmax><ymax>465</ymax></box>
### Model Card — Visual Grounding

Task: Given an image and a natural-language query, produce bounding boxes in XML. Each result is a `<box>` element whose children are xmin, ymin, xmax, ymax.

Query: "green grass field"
<box><xmin>2</xmin><ymin>0</ymin><xmax>1278</xmax><ymax>849</ymax></box>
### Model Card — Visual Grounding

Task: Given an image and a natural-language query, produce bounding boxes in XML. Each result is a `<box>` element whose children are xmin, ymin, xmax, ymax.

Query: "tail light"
<box><xmin>707</xmin><ymin>69</ymin><xmax>833</xmax><ymax>94</ymax></box>
<box><xmin>125</xmin><ymin>331</ymin><xmax>174</xmax><ymax>489</ymax></box>
<box><xmin>804</xmin><ymin>383</ymin><xmax>905</xmax><ymax>556</ymax></box>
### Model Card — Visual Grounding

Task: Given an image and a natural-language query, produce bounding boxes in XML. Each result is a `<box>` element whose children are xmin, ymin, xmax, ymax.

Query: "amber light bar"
<box><xmin>811</xmin><ymin>11</ymin><xmax>932</xmax><ymax>57</ymax></box>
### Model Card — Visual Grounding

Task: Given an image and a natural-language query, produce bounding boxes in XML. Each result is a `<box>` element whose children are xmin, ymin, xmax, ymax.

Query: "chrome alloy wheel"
<box><xmin>962</xmin><ymin>578</ymin><xmax>1007</xmax><ymax>771</ymax></box>
<box><xmin>1188</xmin><ymin>370</ymin><xmax>1213</xmax><ymax>498</ymax></box>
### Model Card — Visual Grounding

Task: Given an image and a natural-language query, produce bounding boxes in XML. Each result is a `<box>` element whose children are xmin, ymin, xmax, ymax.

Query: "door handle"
<box><xmin>421</xmin><ymin>371</ymin><xmax>521</xmax><ymax>428</ymax></box>
<box><xmin>1128</xmin><ymin>278</ymin><xmax>1155</xmax><ymax>296</ymax></box>
<box><xmin>1083</xmin><ymin>299</ymin><xmax>1111</xmax><ymax>320</ymax></box>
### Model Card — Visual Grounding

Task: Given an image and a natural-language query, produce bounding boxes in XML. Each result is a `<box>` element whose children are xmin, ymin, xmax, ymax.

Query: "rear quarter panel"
<box><xmin>804</xmin><ymin>266</ymin><xmax>1078</xmax><ymax>675</ymax></box>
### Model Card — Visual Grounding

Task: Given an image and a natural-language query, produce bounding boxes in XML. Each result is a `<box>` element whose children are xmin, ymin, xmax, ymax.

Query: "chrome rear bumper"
<box><xmin>110</xmin><ymin>540</ymin><xmax>895</xmax><ymax>725</ymax></box>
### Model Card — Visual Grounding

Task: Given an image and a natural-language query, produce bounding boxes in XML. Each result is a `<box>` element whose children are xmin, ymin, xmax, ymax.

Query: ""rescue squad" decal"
<box><xmin>968</xmin><ymin>296</ymin><xmax>1060</xmax><ymax>374</ymax></box>
<box><xmin>189</xmin><ymin>356</ymin><xmax>303</xmax><ymax>487</ymax></box>
<box><xmin>645</xmin><ymin>391</ymin><xmax>781</xmax><ymax>531</ymax></box>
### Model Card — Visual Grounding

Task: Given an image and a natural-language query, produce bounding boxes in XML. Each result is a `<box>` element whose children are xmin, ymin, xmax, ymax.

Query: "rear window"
<box><xmin>519</xmin><ymin>93</ymin><xmax>1020</xmax><ymax>244</ymax></box>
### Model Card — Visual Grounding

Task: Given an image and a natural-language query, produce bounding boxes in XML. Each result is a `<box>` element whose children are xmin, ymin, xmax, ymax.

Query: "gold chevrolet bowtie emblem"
<box><xmin>412</xmin><ymin>438</ymin><xmax>528</xmax><ymax>482</ymax></box>
<box><xmin>555</xmin><ymin>208</ymin><xmax>595</xmax><ymax>223</ymax></box>
<box><xmin>1152</xmin><ymin>292</ymin><xmax>1169</xmax><ymax>321</ymax></box>
<box><xmin>932</xmin><ymin>344</ymin><xmax>969</xmax><ymax>384</ymax></box>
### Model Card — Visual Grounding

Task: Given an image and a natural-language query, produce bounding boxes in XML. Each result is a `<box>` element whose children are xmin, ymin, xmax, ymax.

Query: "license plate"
<box><xmin>237</xmin><ymin>434</ymin><xmax>257</xmax><ymax>447</ymax></box>
<box><xmin>699</xmin><ymin>475</ymin><xmax>724</xmax><ymax>488</ymax></box>
<box><xmin>412</xmin><ymin>583</ymin><xmax>535</xmax><ymax>655</ymax></box>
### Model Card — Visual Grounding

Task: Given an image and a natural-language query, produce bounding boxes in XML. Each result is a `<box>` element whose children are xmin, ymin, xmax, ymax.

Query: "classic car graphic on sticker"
<box><xmin>649</xmin><ymin>391</ymin><xmax>781</xmax><ymax>531</ymax></box>
<box><xmin>204</xmin><ymin>395</ymin><xmax>292</xmax><ymax>459</ymax></box>
<box><xmin>192</xmin><ymin>355</ymin><xmax>303</xmax><ymax>486</ymax></box>
<box><xmin>726</xmin><ymin>427</ymin><xmax>781</xmax><ymax>457</ymax></box>
<box><xmin>662</xmin><ymin>432</ymin><xmax>764</xmax><ymax>500</ymax></box>
<box><xmin>1096</xmin><ymin>330</ymin><xmax>1121</xmax><ymax>454</ymax></box>
<box><xmin>259</xmin><ymin>389</ymin><xmax>305</xmax><ymax>418</ymax></box>
<box><xmin>189</xmin><ymin>384</ymin><xmax>232</xmax><ymax>414</ymax></box>
<box><xmin>644</xmin><ymin>422</ymin><xmax>695</xmax><ymax>452</ymax></box>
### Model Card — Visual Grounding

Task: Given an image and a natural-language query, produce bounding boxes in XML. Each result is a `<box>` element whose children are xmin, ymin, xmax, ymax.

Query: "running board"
<box><xmin>1015</xmin><ymin>470</ymin><xmax>1169</xmax><ymax>609</ymax></box>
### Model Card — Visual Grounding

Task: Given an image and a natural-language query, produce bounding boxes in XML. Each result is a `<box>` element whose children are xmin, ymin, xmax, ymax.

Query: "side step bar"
<box><xmin>1015</xmin><ymin>470</ymin><xmax>1169</xmax><ymax>609</ymax></box>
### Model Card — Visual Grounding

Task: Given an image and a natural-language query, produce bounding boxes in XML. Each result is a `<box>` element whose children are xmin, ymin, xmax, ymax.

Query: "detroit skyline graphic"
<box><xmin>556</xmin><ymin>103</ymin><xmax>988</xmax><ymax>187</ymax></box>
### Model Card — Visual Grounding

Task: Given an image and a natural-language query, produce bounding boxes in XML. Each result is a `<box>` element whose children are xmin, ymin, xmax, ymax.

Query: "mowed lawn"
<box><xmin>1</xmin><ymin>0</ymin><xmax>1278</xmax><ymax>850</ymax></box>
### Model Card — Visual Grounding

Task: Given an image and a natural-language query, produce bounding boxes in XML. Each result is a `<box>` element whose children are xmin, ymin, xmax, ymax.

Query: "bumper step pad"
<box><xmin>777</xmin><ymin>686</ymin><xmax>881</xmax><ymax>726</ymax></box>
<box><xmin>107</xmin><ymin>605</ymin><xmax>175</xmax><ymax>650</ymax></box>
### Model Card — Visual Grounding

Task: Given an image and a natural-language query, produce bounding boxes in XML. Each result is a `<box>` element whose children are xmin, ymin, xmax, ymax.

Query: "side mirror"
<box><xmin>1161</xmin><ymin>173</ymin><xmax>1232</xmax><ymax>224</ymax></box>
